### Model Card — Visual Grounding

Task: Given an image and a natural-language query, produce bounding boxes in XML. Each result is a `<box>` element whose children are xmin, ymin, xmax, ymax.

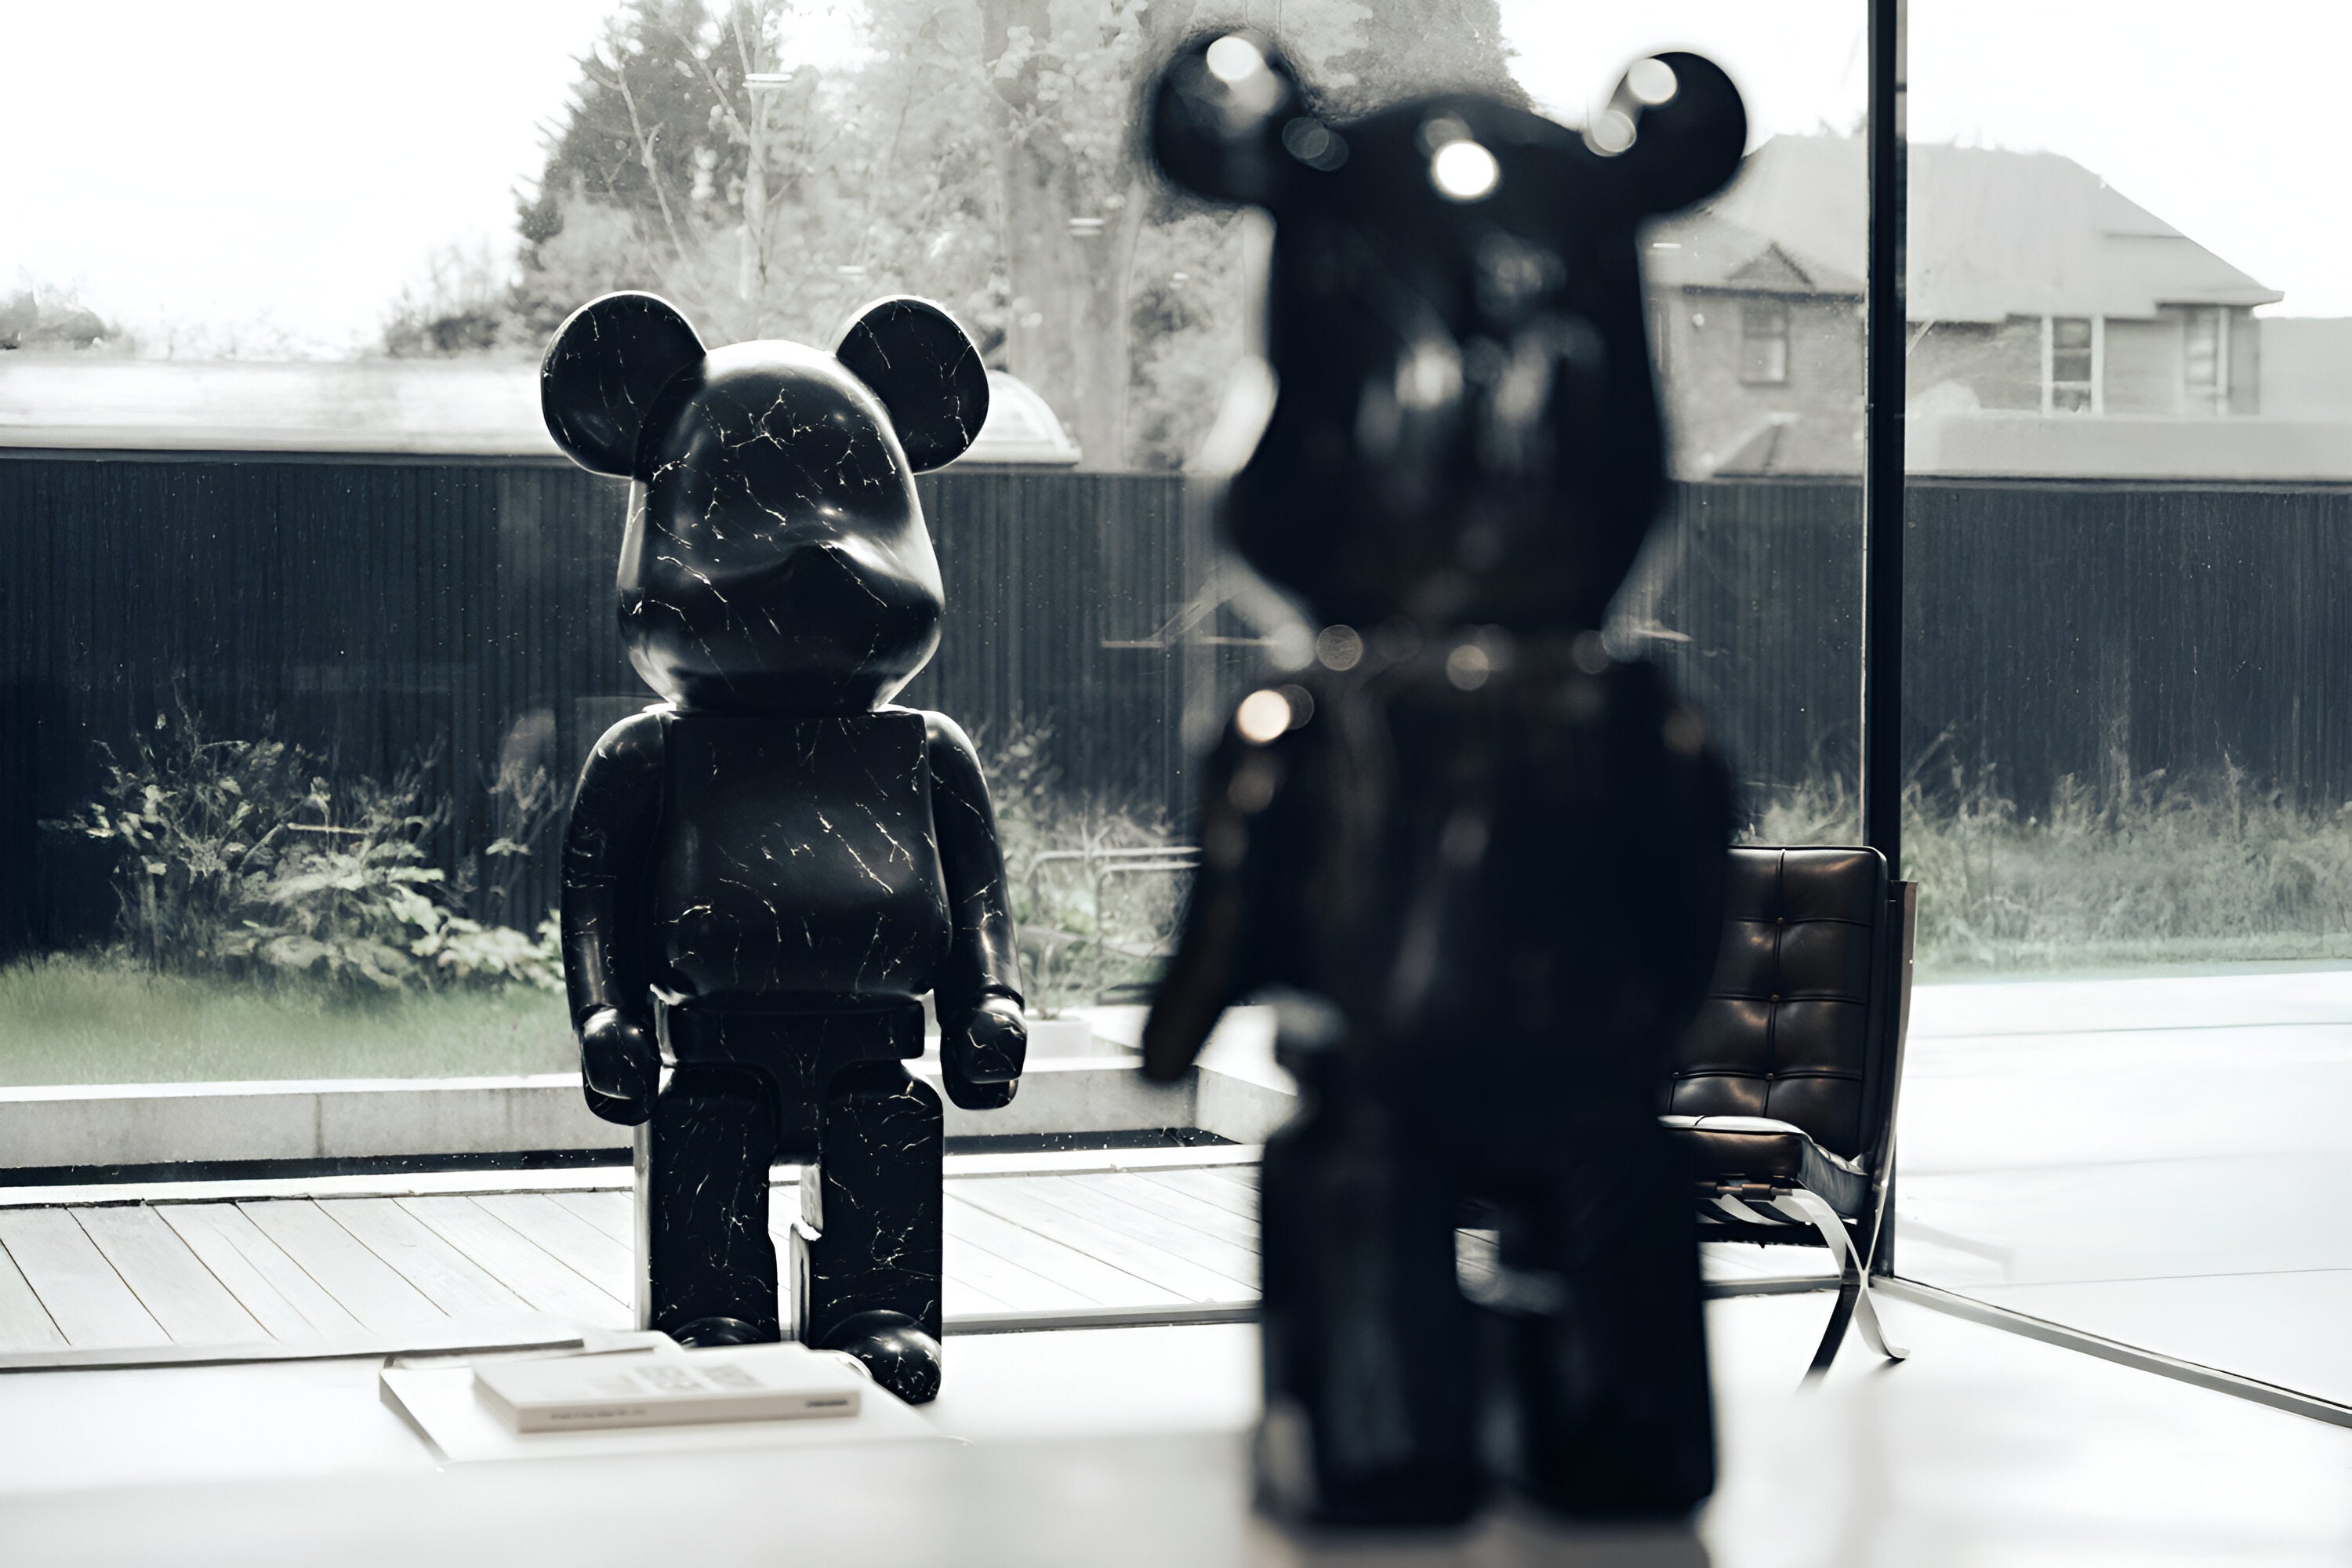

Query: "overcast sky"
<box><xmin>0</xmin><ymin>0</ymin><xmax>2343</xmax><ymax>356</ymax></box>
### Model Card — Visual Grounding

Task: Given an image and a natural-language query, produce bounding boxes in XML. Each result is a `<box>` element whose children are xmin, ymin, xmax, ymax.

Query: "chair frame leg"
<box><xmin>1771</xmin><ymin>1187</ymin><xmax>1907</xmax><ymax>1378</ymax></box>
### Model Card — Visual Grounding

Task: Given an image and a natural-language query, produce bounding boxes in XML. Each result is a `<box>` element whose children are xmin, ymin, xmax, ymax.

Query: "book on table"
<box><xmin>473</xmin><ymin>1341</ymin><xmax>870</xmax><ymax>1433</ymax></box>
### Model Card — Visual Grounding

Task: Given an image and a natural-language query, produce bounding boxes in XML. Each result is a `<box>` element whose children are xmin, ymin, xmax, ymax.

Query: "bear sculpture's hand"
<box><xmin>579</xmin><ymin>1007</ymin><xmax>659</xmax><ymax>1125</ymax></box>
<box><xmin>941</xmin><ymin>995</ymin><xmax>1026</xmax><ymax>1111</ymax></box>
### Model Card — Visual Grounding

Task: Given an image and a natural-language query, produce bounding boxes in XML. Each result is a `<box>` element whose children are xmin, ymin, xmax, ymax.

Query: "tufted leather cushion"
<box><xmin>1665</xmin><ymin>846</ymin><xmax>1886</xmax><ymax>1162</ymax></box>
<box><xmin>1661</xmin><ymin>1114</ymin><xmax>1870</xmax><ymax>1218</ymax></box>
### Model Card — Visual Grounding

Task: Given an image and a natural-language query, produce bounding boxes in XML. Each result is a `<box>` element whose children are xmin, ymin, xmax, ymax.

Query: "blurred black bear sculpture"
<box><xmin>1142</xmin><ymin>34</ymin><xmax>1744</xmax><ymax>1523</ymax></box>
<box><xmin>544</xmin><ymin>292</ymin><xmax>1023</xmax><ymax>1404</ymax></box>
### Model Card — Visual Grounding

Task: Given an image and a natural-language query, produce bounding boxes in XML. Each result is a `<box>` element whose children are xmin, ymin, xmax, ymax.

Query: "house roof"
<box><xmin>1676</xmin><ymin>133</ymin><xmax>2281</xmax><ymax>322</ymax></box>
<box><xmin>0</xmin><ymin>358</ymin><xmax>1081</xmax><ymax>465</ymax></box>
<box><xmin>1642</xmin><ymin>212</ymin><xmax>1860</xmax><ymax>298</ymax></box>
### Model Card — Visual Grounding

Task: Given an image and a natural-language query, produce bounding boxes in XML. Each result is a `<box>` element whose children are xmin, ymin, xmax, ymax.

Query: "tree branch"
<box><xmin>599</xmin><ymin>64</ymin><xmax>691</xmax><ymax>266</ymax></box>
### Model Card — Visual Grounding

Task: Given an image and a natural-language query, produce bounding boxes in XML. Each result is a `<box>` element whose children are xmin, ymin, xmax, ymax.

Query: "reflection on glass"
<box><xmin>1512</xmin><ymin>7</ymin><xmax>1870</xmax><ymax>854</ymax></box>
<box><xmin>1894</xmin><ymin>0</ymin><xmax>2352</xmax><ymax>1403</ymax></box>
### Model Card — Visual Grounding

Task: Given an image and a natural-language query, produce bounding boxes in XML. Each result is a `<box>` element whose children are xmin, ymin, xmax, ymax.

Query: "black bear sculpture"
<box><xmin>1141</xmin><ymin>34</ymin><xmax>1745</xmax><ymax>1523</ymax></box>
<box><xmin>546</xmin><ymin>292</ymin><xmax>1023</xmax><ymax>1404</ymax></box>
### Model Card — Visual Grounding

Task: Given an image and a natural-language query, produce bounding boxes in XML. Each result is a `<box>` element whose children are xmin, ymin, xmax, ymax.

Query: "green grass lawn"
<box><xmin>0</xmin><ymin>956</ymin><xmax>574</xmax><ymax>1087</ymax></box>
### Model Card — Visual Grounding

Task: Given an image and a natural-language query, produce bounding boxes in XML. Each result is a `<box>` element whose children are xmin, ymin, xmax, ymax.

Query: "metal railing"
<box><xmin>1021</xmin><ymin>844</ymin><xmax>1200</xmax><ymax>1013</ymax></box>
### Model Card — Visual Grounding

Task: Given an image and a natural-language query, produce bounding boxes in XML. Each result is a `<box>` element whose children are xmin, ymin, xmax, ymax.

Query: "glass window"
<box><xmin>2182</xmin><ymin>303</ymin><xmax>2226</xmax><ymax>413</ymax></box>
<box><xmin>1740</xmin><ymin>298</ymin><xmax>1791</xmax><ymax>384</ymax></box>
<box><xmin>0</xmin><ymin>5</ymin><xmax>1221</xmax><ymax>1107</ymax></box>
<box><xmin>0</xmin><ymin>2</ymin><xmax>1559</xmax><ymax>1164</ymax></box>
<box><xmin>0</xmin><ymin>1</ymin><xmax>1886</xmax><ymax>1252</ymax></box>
<box><xmin>2047</xmin><ymin>314</ymin><xmax>2096</xmax><ymax>412</ymax></box>
<box><xmin>1530</xmin><ymin>5</ymin><xmax>1867</xmax><ymax>863</ymax></box>
<box><xmin>1899</xmin><ymin>0</ymin><xmax>2352</xmax><ymax>1404</ymax></box>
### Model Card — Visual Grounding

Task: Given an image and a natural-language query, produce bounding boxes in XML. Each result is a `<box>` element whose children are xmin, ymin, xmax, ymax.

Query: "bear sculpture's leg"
<box><xmin>1486</xmin><ymin>1134</ymin><xmax>1716</xmax><ymax>1518</ymax></box>
<box><xmin>1255</xmin><ymin>1080</ymin><xmax>1483</xmax><ymax>1526</ymax></box>
<box><xmin>791</xmin><ymin>1058</ymin><xmax>946</xmax><ymax>1403</ymax></box>
<box><xmin>637</xmin><ymin>1062</ymin><xmax>783</xmax><ymax>1345</ymax></box>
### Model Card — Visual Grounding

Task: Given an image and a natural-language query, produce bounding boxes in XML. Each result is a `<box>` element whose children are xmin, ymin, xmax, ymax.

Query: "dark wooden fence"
<box><xmin>1642</xmin><ymin>479</ymin><xmax>2352</xmax><ymax>817</ymax></box>
<box><xmin>7</xmin><ymin>452</ymin><xmax>2352</xmax><ymax>953</ymax></box>
<box><xmin>0</xmin><ymin>456</ymin><xmax>1231</xmax><ymax>953</ymax></box>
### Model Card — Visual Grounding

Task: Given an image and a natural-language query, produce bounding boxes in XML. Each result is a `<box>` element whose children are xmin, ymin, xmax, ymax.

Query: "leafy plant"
<box><xmin>404</xmin><ymin>907</ymin><xmax>565</xmax><ymax>993</ymax></box>
<box><xmin>477</xmin><ymin>708</ymin><xmax>564</xmax><ymax>923</ymax></box>
<box><xmin>978</xmin><ymin>721</ymin><xmax>1187</xmax><ymax>1017</ymax></box>
<box><xmin>52</xmin><ymin>702</ymin><xmax>559</xmax><ymax>996</ymax></box>
<box><xmin>230</xmin><ymin>765</ymin><xmax>452</xmax><ymax>989</ymax></box>
<box><xmin>54</xmin><ymin>702</ymin><xmax>313</xmax><ymax>973</ymax></box>
<box><xmin>1748</xmin><ymin>755</ymin><xmax>2352</xmax><ymax>975</ymax></box>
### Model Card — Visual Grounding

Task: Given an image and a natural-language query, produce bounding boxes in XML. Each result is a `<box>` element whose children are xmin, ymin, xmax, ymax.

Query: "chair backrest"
<box><xmin>1667</xmin><ymin>846</ymin><xmax>1904</xmax><ymax>1164</ymax></box>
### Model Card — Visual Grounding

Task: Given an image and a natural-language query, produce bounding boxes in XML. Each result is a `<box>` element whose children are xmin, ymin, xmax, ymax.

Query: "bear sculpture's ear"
<box><xmin>833</xmin><ymin>296</ymin><xmax>990</xmax><ymax>474</ymax></box>
<box><xmin>541</xmin><ymin>292</ymin><xmax>705</xmax><ymax>477</ymax></box>
<box><xmin>1149</xmin><ymin>30</ymin><xmax>1334</xmax><ymax>209</ymax></box>
<box><xmin>1588</xmin><ymin>52</ymin><xmax>1748</xmax><ymax>216</ymax></box>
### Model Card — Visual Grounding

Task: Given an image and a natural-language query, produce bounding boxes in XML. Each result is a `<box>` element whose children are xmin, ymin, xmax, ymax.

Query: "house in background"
<box><xmin>1642</xmin><ymin>206</ymin><xmax>1864</xmax><ymax>476</ymax></box>
<box><xmin>1645</xmin><ymin>134</ymin><xmax>2351</xmax><ymax>481</ymax></box>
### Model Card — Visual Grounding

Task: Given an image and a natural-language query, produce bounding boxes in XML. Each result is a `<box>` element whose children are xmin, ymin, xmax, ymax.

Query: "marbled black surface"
<box><xmin>651</xmin><ymin>711</ymin><xmax>953</xmax><ymax>1004</ymax></box>
<box><xmin>543</xmin><ymin>289</ymin><xmax>1021</xmax><ymax>1403</ymax></box>
<box><xmin>1140</xmin><ymin>33</ymin><xmax>1746</xmax><ymax>1521</ymax></box>
<box><xmin>636</xmin><ymin>1008</ymin><xmax>946</xmax><ymax>1396</ymax></box>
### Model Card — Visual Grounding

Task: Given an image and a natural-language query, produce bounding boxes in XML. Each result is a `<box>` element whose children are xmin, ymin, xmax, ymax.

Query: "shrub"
<box><xmin>978</xmin><ymin>722</ymin><xmax>1187</xmax><ymax>1017</ymax></box>
<box><xmin>52</xmin><ymin>703</ymin><xmax>560</xmax><ymax>995</ymax></box>
<box><xmin>55</xmin><ymin>703</ymin><xmax>313</xmax><ymax>974</ymax></box>
<box><xmin>1747</xmin><ymin>757</ymin><xmax>2352</xmax><ymax>975</ymax></box>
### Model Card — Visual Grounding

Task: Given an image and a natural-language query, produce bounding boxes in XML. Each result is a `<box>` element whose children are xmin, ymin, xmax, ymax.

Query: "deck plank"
<box><xmin>0</xmin><ymin>1238</ymin><xmax>66</xmax><ymax>1348</ymax></box>
<box><xmin>0</xmin><ymin>1210</ymin><xmax>169</xmax><ymax>1348</ymax></box>
<box><xmin>942</xmin><ymin>1233</ymin><xmax>1087</xmax><ymax>1314</ymax></box>
<box><xmin>1131</xmin><ymin>1168</ymin><xmax>1260</xmax><ymax>1222</ymax></box>
<box><xmin>1071</xmin><ymin>1172</ymin><xmax>1261</xmax><ymax>1253</ymax></box>
<box><xmin>71</xmin><ymin>1207</ymin><xmax>267</xmax><ymax>1345</ymax></box>
<box><xmin>470</xmin><ymin>1194</ymin><xmax>633</xmax><ymax>1307</ymax></box>
<box><xmin>940</xmin><ymin>1269</ymin><xmax>1014</xmax><ymax>1316</ymax></box>
<box><xmin>0</xmin><ymin>1160</ymin><xmax>1272</xmax><ymax>1355</ymax></box>
<box><xmin>152</xmin><ymin>1204</ymin><xmax>342</xmax><ymax>1344</ymax></box>
<box><xmin>396</xmin><ymin>1197</ymin><xmax>631</xmax><ymax>1328</ymax></box>
<box><xmin>549</xmin><ymin>1189</ymin><xmax>633</xmax><ymax>1246</ymax></box>
<box><xmin>1007</xmin><ymin>1177</ymin><xmax>1261</xmax><ymax>1287</ymax></box>
<box><xmin>945</xmin><ymin>1197</ymin><xmax>1186</xmax><ymax>1308</ymax></box>
<box><xmin>1181</xmin><ymin>1165</ymin><xmax>1261</xmax><ymax>1195</ymax></box>
<box><xmin>238</xmin><ymin>1201</ymin><xmax>448</xmax><ymax>1337</ymax></box>
<box><xmin>757</xmin><ymin>1203</ymin><xmax>1019</xmax><ymax>1320</ymax></box>
<box><xmin>318</xmin><ymin>1199</ymin><xmax>540</xmax><ymax>1323</ymax></box>
<box><xmin>956</xmin><ymin>1181</ymin><xmax>1250</xmax><ymax>1303</ymax></box>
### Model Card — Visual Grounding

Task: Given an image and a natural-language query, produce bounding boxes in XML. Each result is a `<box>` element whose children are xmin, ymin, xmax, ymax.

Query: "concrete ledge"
<box><xmin>0</xmin><ymin>1076</ymin><xmax>604</xmax><ymax>1170</ymax></box>
<box><xmin>0</xmin><ymin>1058</ymin><xmax>1276</xmax><ymax>1174</ymax></box>
<box><xmin>919</xmin><ymin>1059</ymin><xmax>1196</xmax><ymax>1142</ymax></box>
<box><xmin>1190</xmin><ymin>1065</ymin><xmax>1296</xmax><ymax>1145</ymax></box>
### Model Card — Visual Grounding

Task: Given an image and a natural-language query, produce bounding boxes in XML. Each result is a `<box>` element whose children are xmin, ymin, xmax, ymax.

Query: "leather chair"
<box><xmin>1663</xmin><ymin>845</ymin><xmax>1917</xmax><ymax>1377</ymax></box>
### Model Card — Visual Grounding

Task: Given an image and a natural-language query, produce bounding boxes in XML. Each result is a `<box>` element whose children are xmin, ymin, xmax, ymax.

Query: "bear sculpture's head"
<box><xmin>1150</xmin><ymin>33</ymin><xmax>1746</xmax><ymax>635</ymax></box>
<box><xmin>541</xmin><ymin>293</ymin><xmax>988</xmax><ymax>715</ymax></box>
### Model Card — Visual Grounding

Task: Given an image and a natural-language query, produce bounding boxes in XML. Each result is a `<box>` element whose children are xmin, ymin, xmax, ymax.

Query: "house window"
<box><xmin>2183</xmin><ymin>306</ymin><xmax>2228</xmax><ymax>413</ymax></box>
<box><xmin>2048</xmin><ymin>316</ymin><xmax>2096</xmax><ymax>412</ymax></box>
<box><xmin>1740</xmin><ymin>299</ymin><xmax>1789</xmax><ymax>385</ymax></box>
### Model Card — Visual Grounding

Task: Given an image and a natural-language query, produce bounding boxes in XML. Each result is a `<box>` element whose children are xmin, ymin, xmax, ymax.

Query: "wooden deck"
<box><xmin>0</xmin><ymin>1160</ymin><xmax>1262</xmax><ymax>1357</ymax></box>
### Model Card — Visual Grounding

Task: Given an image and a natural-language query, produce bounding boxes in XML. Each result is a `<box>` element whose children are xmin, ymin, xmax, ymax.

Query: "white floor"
<box><xmin>3</xmin><ymin>1294</ymin><xmax>2350</xmax><ymax>1564</ymax></box>
<box><xmin>1897</xmin><ymin>965</ymin><xmax>2352</xmax><ymax>1403</ymax></box>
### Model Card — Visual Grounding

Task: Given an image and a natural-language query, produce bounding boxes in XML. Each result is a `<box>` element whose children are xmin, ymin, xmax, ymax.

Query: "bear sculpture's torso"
<box><xmin>649</xmin><ymin>709</ymin><xmax>953</xmax><ymax>1006</ymax></box>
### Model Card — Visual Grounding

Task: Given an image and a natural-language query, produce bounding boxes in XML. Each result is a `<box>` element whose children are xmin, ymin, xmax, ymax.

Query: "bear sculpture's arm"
<box><xmin>924</xmin><ymin>713</ymin><xmax>1027</xmax><ymax>1111</ymax></box>
<box><xmin>561</xmin><ymin>711</ymin><xmax>666</xmax><ymax>1126</ymax></box>
<box><xmin>1142</xmin><ymin>724</ymin><xmax>1283</xmax><ymax>1083</ymax></box>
